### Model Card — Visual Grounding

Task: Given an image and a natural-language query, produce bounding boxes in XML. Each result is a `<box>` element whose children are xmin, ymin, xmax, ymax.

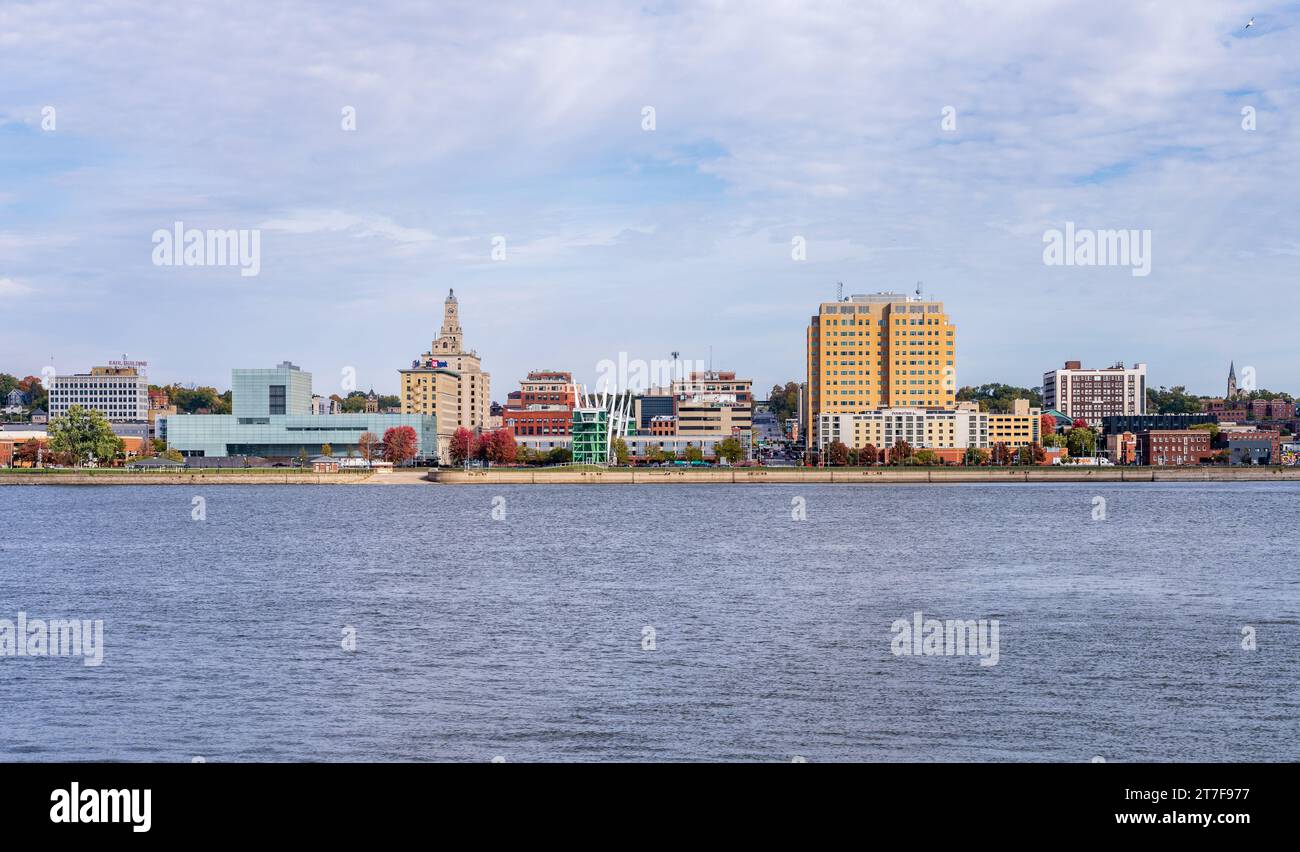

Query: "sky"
<box><xmin>2</xmin><ymin>0</ymin><xmax>1299</xmax><ymax>401</ymax></box>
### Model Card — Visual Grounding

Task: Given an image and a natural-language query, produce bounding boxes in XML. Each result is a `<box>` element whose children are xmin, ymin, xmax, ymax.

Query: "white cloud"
<box><xmin>258</xmin><ymin>210</ymin><xmax>435</xmax><ymax>244</ymax></box>
<box><xmin>0</xmin><ymin>277</ymin><xmax>33</xmax><ymax>296</ymax></box>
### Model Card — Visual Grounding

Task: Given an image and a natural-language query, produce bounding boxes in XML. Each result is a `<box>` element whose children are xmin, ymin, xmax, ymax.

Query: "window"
<box><xmin>269</xmin><ymin>385</ymin><xmax>286</xmax><ymax>415</ymax></box>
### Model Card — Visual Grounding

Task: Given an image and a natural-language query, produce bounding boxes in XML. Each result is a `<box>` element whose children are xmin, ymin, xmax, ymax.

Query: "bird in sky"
<box><xmin>1245</xmin><ymin>17</ymin><xmax>1255</xmax><ymax>31</ymax></box>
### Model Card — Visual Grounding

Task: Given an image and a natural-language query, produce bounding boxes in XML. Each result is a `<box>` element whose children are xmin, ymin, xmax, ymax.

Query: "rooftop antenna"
<box><xmin>837</xmin><ymin>281</ymin><xmax>843</xmax><ymax>302</ymax></box>
<box><xmin>915</xmin><ymin>281</ymin><xmax>923</xmax><ymax>298</ymax></box>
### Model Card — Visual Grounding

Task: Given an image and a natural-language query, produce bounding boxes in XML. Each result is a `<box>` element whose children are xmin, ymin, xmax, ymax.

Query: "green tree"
<box><xmin>767</xmin><ymin>381</ymin><xmax>801</xmax><ymax>424</ymax></box>
<box><xmin>964</xmin><ymin>446</ymin><xmax>989</xmax><ymax>466</ymax></box>
<box><xmin>956</xmin><ymin>383</ymin><xmax>1043</xmax><ymax>411</ymax></box>
<box><xmin>1043</xmin><ymin>432</ymin><xmax>1067</xmax><ymax>448</ymax></box>
<box><xmin>46</xmin><ymin>406</ymin><xmax>124</xmax><ymax>466</ymax></box>
<box><xmin>1190</xmin><ymin>422</ymin><xmax>1221</xmax><ymax>441</ymax></box>
<box><xmin>545</xmin><ymin>446</ymin><xmax>572</xmax><ymax>465</ymax></box>
<box><xmin>645</xmin><ymin>445</ymin><xmax>665</xmax><ymax>463</ymax></box>
<box><xmin>914</xmin><ymin>448</ymin><xmax>939</xmax><ymax>466</ymax></box>
<box><xmin>1146</xmin><ymin>385</ymin><xmax>1203</xmax><ymax>414</ymax></box>
<box><xmin>162</xmin><ymin>449</ymin><xmax>184</xmax><ymax>462</ymax></box>
<box><xmin>683</xmin><ymin>444</ymin><xmax>704</xmax><ymax>463</ymax></box>
<box><xmin>1066</xmin><ymin>426</ymin><xmax>1097</xmax><ymax>457</ymax></box>
<box><xmin>612</xmin><ymin>437</ymin><xmax>630</xmax><ymax>466</ymax></box>
<box><xmin>714</xmin><ymin>436</ymin><xmax>744</xmax><ymax>463</ymax></box>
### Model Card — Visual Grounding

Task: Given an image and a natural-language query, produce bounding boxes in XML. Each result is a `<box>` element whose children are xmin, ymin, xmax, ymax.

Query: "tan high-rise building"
<box><xmin>400</xmin><ymin>289</ymin><xmax>492</xmax><ymax>457</ymax></box>
<box><xmin>805</xmin><ymin>290</ymin><xmax>956</xmax><ymax>447</ymax></box>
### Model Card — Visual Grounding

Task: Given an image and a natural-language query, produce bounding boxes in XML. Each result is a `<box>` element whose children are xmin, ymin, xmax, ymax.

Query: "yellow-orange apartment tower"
<box><xmin>805</xmin><ymin>290</ymin><xmax>956</xmax><ymax>448</ymax></box>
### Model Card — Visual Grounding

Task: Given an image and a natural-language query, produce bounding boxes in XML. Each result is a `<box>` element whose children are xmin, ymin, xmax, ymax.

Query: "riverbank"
<box><xmin>433</xmin><ymin>466</ymin><xmax>1300</xmax><ymax>484</ymax></box>
<box><xmin>6</xmin><ymin>466</ymin><xmax>1300</xmax><ymax>486</ymax></box>
<box><xmin>0</xmin><ymin>469</ymin><xmax>383</xmax><ymax>485</ymax></box>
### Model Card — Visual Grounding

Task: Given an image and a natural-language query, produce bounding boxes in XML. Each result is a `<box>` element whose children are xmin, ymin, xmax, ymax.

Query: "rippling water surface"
<box><xmin>2</xmin><ymin>482</ymin><xmax>1297</xmax><ymax>762</ymax></box>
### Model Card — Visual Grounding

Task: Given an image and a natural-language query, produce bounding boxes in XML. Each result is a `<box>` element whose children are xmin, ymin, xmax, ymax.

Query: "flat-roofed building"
<box><xmin>503</xmin><ymin>370</ymin><xmax>575</xmax><ymax>437</ymax></box>
<box><xmin>48</xmin><ymin>365</ymin><xmax>149</xmax><ymax>422</ymax></box>
<box><xmin>1042</xmin><ymin>360</ymin><xmax>1146</xmax><ymax>427</ymax></box>
<box><xmin>818</xmin><ymin>399</ymin><xmax>1040</xmax><ymax>452</ymax></box>
<box><xmin>168</xmin><ymin>364</ymin><xmax>441</xmax><ymax>462</ymax></box>
<box><xmin>1137</xmin><ymin>430</ymin><xmax>1213</xmax><ymax>466</ymax></box>
<box><xmin>806</xmin><ymin>291</ymin><xmax>956</xmax><ymax>447</ymax></box>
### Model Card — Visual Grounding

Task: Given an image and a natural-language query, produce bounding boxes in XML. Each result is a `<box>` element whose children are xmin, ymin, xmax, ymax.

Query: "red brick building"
<box><xmin>503</xmin><ymin>370</ymin><xmax>576</xmax><ymax>437</ymax></box>
<box><xmin>1137</xmin><ymin>430</ymin><xmax>1213</xmax><ymax>466</ymax></box>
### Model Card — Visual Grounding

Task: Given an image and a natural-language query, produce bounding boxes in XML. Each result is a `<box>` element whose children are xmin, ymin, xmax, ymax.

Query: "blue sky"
<box><xmin>2</xmin><ymin>0</ymin><xmax>1299</xmax><ymax>400</ymax></box>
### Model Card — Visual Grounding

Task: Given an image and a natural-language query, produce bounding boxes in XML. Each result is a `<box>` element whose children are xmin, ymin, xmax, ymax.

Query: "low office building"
<box><xmin>817</xmin><ymin>399</ymin><xmax>1040</xmax><ymax>452</ymax></box>
<box><xmin>1101</xmin><ymin>413</ymin><xmax>1216</xmax><ymax>435</ymax></box>
<box><xmin>1136</xmin><ymin>430</ymin><xmax>1213</xmax><ymax>466</ymax></box>
<box><xmin>1226</xmin><ymin>431</ymin><xmax>1280</xmax><ymax>465</ymax></box>
<box><xmin>1105</xmin><ymin>431</ymin><xmax>1137</xmax><ymax>465</ymax></box>
<box><xmin>516</xmin><ymin>434</ymin><xmax>732</xmax><ymax>462</ymax></box>
<box><xmin>166</xmin><ymin>363</ymin><xmax>440</xmax><ymax>462</ymax></box>
<box><xmin>503</xmin><ymin>370</ymin><xmax>575</xmax><ymax>437</ymax></box>
<box><xmin>986</xmin><ymin>399</ymin><xmax>1042</xmax><ymax>447</ymax></box>
<box><xmin>47</xmin><ymin>365</ymin><xmax>149</xmax><ymax>422</ymax></box>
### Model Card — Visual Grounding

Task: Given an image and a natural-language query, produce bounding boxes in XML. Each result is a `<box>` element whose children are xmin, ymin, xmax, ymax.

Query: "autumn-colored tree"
<box><xmin>357</xmin><ymin>431</ymin><xmax>379</xmax><ymax>461</ymax></box>
<box><xmin>320</xmin><ymin>443</ymin><xmax>333</xmax><ymax>457</ymax></box>
<box><xmin>1040</xmin><ymin>414</ymin><xmax>1057</xmax><ymax>439</ymax></box>
<box><xmin>1071</xmin><ymin>418</ymin><xmax>1089</xmax><ymax>430</ymax></box>
<box><xmin>1030</xmin><ymin>442</ymin><xmax>1047</xmax><ymax>464</ymax></box>
<box><xmin>825</xmin><ymin>440</ymin><xmax>850</xmax><ymax>466</ymax></box>
<box><xmin>382</xmin><ymin>425</ymin><xmax>419</xmax><ymax>464</ymax></box>
<box><xmin>990</xmin><ymin>442</ymin><xmax>1012</xmax><ymax>465</ymax></box>
<box><xmin>861</xmin><ymin>443</ymin><xmax>879</xmax><ymax>466</ymax></box>
<box><xmin>890</xmin><ymin>439</ymin><xmax>913</xmax><ymax>466</ymax></box>
<box><xmin>485</xmin><ymin>429</ymin><xmax>517</xmax><ymax>464</ymax></box>
<box><xmin>449</xmin><ymin>427</ymin><xmax>476</xmax><ymax>464</ymax></box>
<box><xmin>15</xmin><ymin>439</ymin><xmax>44</xmax><ymax>466</ymax></box>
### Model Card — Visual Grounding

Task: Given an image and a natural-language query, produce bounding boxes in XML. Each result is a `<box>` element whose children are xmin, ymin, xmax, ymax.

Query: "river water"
<box><xmin>2</xmin><ymin>482</ymin><xmax>1297</xmax><ymax>762</ymax></box>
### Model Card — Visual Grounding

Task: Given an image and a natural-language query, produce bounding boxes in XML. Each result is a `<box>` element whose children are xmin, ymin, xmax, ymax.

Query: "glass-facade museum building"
<box><xmin>163</xmin><ymin>362</ymin><xmax>438</xmax><ymax>460</ymax></box>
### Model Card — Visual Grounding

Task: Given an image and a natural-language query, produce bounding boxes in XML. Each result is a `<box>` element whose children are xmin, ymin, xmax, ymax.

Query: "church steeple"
<box><xmin>1227</xmin><ymin>361</ymin><xmax>1238</xmax><ymax>400</ymax></box>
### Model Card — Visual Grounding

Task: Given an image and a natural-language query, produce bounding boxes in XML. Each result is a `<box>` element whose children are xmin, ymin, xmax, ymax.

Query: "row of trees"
<box><xmin>450</xmin><ymin>428</ymin><xmax>747</xmax><ymax>467</ymax></box>
<box><xmin>956</xmin><ymin>383</ymin><xmax>1044</xmax><ymax>411</ymax></box>
<box><xmin>820</xmin><ymin>438</ymin><xmax>1050</xmax><ymax>467</ymax></box>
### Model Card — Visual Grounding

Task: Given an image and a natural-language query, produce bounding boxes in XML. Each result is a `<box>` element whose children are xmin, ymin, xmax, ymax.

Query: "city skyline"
<box><xmin>4</xmin><ymin>2</ymin><xmax>1298</xmax><ymax>399</ymax></box>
